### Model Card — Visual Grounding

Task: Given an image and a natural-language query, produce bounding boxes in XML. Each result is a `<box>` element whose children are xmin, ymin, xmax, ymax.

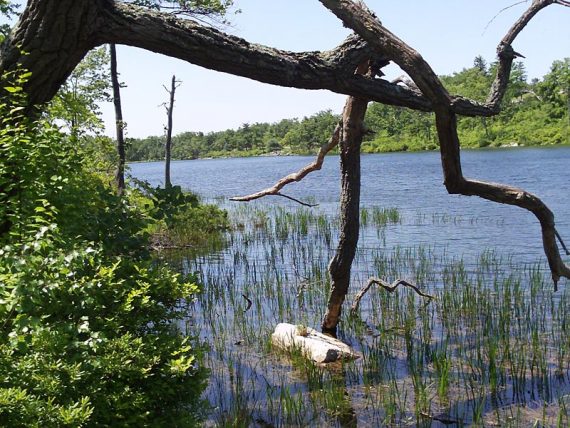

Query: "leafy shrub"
<box><xmin>0</xmin><ymin>229</ymin><xmax>208</xmax><ymax>427</ymax></box>
<box><xmin>133</xmin><ymin>180</ymin><xmax>229</xmax><ymax>248</ymax></box>
<box><xmin>0</xmin><ymin>72</ymin><xmax>208</xmax><ymax>426</ymax></box>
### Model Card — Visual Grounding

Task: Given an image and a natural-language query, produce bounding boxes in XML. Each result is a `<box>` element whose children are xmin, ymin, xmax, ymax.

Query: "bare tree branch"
<box><xmin>482</xmin><ymin>1</ymin><xmax>530</xmax><ymax>36</ymax></box>
<box><xmin>486</xmin><ymin>0</ymin><xmax>567</xmax><ymax>110</ymax></box>
<box><xmin>320</xmin><ymin>0</ymin><xmax>570</xmax><ymax>287</ymax></box>
<box><xmin>350</xmin><ymin>278</ymin><xmax>434</xmax><ymax>315</ymax></box>
<box><xmin>4</xmin><ymin>0</ymin><xmax>541</xmax><ymax>119</ymax></box>
<box><xmin>274</xmin><ymin>193</ymin><xmax>319</xmax><ymax>207</ymax></box>
<box><xmin>230</xmin><ymin>124</ymin><xmax>341</xmax><ymax>202</ymax></box>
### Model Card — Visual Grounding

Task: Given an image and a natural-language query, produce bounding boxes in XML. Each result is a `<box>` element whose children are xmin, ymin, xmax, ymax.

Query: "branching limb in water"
<box><xmin>350</xmin><ymin>278</ymin><xmax>434</xmax><ymax>315</ymax></box>
<box><xmin>230</xmin><ymin>124</ymin><xmax>341</xmax><ymax>204</ymax></box>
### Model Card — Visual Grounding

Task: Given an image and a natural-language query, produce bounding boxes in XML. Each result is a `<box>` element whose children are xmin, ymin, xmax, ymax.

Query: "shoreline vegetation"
<box><xmin>126</xmin><ymin>57</ymin><xmax>569</xmax><ymax>163</ymax></box>
<box><xmin>0</xmin><ymin>73</ymin><xmax>228</xmax><ymax>425</ymax></box>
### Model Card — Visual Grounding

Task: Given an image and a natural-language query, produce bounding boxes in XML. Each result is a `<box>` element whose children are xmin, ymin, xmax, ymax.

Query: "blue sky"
<box><xmin>3</xmin><ymin>1</ymin><xmax>569</xmax><ymax>137</ymax></box>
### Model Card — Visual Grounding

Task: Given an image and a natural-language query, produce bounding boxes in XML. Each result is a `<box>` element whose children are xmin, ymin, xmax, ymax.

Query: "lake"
<box><xmin>130</xmin><ymin>146</ymin><xmax>570</xmax><ymax>267</ymax></box>
<box><xmin>130</xmin><ymin>147</ymin><xmax>570</xmax><ymax>426</ymax></box>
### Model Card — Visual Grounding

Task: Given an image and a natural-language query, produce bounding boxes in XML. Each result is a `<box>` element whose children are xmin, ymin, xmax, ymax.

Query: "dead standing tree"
<box><xmin>110</xmin><ymin>43</ymin><xmax>126</xmax><ymax>194</ymax></box>
<box><xmin>162</xmin><ymin>75</ymin><xmax>181</xmax><ymax>188</ymax></box>
<box><xmin>1</xmin><ymin>0</ymin><xmax>569</xmax><ymax>335</ymax></box>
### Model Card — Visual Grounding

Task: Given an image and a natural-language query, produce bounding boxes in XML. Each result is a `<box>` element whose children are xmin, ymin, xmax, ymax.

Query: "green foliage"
<box><xmin>0</xmin><ymin>231</ymin><xmax>207</xmax><ymax>426</ymax></box>
<box><xmin>127</xmin><ymin>114</ymin><xmax>337</xmax><ymax>161</ymax></box>
<box><xmin>1</xmin><ymin>72</ymin><xmax>210</xmax><ymax>426</ymax></box>
<box><xmin>280</xmin><ymin>110</ymin><xmax>338</xmax><ymax>153</ymax></box>
<box><xmin>130</xmin><ymin>0</ymin><xmax>236</xmax><ymax>23</ymax></box>
<box><xmin>537</xmin><ymin>58</ymin><xmax>570</xmax><ymax>120</ymax></box>
<box><xmin>48</xmin><ymin>47</ymin><xmax>112</xmax><ymax>135</ymax></box>
<box><xmin>363</xmin><ymin>57</ymin><xmax>569</xmax><ymax>152</ymax></box>
<box><xmin>134</xmin><ymin>180</ymin><xmax>229</xmax><ymax>248</ymax></box>
<box><xmin>0</xmin><ymin>0</ymin><xmax>18</xmax><ymax>39</ymax></box>
<box><xmin>127</xmin><ymin>57</ymin><xmax>569</xmax><ymax>161</ymax></box>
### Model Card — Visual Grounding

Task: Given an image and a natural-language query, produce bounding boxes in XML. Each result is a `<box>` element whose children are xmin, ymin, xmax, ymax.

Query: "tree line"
<box><xmin>126</xmin><ymin>56</ymin><xmax>569</xmax><ymax>162</ymax></box>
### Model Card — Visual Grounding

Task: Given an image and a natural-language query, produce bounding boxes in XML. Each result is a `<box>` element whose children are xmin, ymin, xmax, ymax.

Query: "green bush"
<box><xmin>134</xmin><ymin>181</ymin><xmax>229</xmax><ymax>248</ymax></box>
<box><xmin>0</xmin><ymin>72</ymin><xmax>209</xmax><ymax>426</ymax></box>
<box><xmin>0</xmin><ymin>230</ymin><xmax>207</xmax><ymax>427</ymax></box>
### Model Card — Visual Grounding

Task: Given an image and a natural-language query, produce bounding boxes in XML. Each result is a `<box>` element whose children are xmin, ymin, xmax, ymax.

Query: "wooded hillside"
<box><xmin>127</xmin><ymin>57</ymin><xmax>569</xmax><ymax>161</ymax></box>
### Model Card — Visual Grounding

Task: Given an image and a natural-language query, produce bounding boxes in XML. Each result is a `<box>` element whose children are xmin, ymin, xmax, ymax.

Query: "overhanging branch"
<box><xmin>230</xmin><ymin>124</ymin><xmax>341</xmax><ymax>203</ymax></box>
<box><xmin>320</xmin><ymin>0</ymin><xmax>570</xmax><ymax>286</ymax></box>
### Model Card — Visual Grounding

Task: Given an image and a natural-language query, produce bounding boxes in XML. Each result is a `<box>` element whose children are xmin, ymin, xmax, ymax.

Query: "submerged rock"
<box><xmin>271</xmin><ymin>323</ymin><xmax>360</xmax><ymax>364</ymax></box>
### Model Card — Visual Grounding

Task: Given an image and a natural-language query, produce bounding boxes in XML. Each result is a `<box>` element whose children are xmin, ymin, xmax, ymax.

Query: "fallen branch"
<box><xmin>350</xmin><ymin>278</ymin><xmax>434</xmax><ymax>315</ymax></box>
<box><xmin>230</xmin><ymin>123</ymin><xmax>341</xmax><ymax>203</ymax></box>
<box><xmin>242</xmin><ymin>294</ymin><xmax>252</xmax><ymax>312</ymax></box>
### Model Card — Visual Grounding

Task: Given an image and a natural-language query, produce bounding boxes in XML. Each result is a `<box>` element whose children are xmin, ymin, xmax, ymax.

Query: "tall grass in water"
<box><xmin>172</xmin><ymin>203</ymin><xmax>570</xmax><ymax>427</ymax></box>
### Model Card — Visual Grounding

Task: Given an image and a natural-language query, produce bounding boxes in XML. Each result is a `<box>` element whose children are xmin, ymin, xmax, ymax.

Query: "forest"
<box><xmin>127</xmin><ymin>57</ymin><xmax>570</xmax><ymax>161</ymax></box>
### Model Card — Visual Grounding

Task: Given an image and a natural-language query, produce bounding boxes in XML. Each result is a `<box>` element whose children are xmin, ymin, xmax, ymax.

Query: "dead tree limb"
<box><xmin>274</xmin><ymin>193</ymin><xmax>319</xmax><ymax>207</ymax></box>
<box><xmin>230</xmin><ymin>124</ymin><xmax>341</xmax><ymax>202</ymax></box>
<box><xmin>351</xmin><ymin>278</ymin><xmax>434</xmax><ymax>316</ymax></box>
<box><xmin>163</xmin><ymin>75</ymin><xmax>182</xmax><ymax>188</ymax></box>
<box><xmin>485</xmin><ymin>0</ymin><xmax>558</xmax><ymax>110</ymax></box>
<box><xmin>110</xmin><ymin>44</ymin><xmax>126</xmax><ymax>195</ymax></box>
<box><xmin>4</xmin><ymin>0</ymin><xmax>530</xmax><ymax>119</ymax></box>
<box><xmin>320</xmin><ymin>0</ymin><xmax>570</xmax><ymax>288</ymax></box>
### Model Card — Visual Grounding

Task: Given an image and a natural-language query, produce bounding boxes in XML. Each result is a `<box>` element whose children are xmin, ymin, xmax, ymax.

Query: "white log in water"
<box><xmin>271</xmin><ymin>323</ymin><xmax>360</xmax><ymax>364</ymax></box>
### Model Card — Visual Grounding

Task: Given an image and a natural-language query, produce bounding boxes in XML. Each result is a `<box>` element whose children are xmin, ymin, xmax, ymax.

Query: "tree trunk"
<box><xmin>110</xmin><ymin>43</ymin><xmax>126</xmax><ymax>194</ymax></box>
<box><xmin>164</xmin><ymin>75</ymin><xmax>176</xmax><ymax>188</ymax></box>
<box><xmin>322</xmin><ymin>64</ymin><xmax>369</xmax><ymax>337</ymax></box>
<box><xmin>0</xmin><ymin>0</ymin><xmax>105</xmax><ymax>110</ymax></box>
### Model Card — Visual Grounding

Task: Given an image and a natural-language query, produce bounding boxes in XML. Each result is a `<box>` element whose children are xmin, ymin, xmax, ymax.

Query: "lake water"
<box><xmin>130</xmin><ymin>146</ymin><xmax>570</xmax><ymax>268</ymax></box>
<box><xmin>130</xmin><ymin>147</ymin><xmax>570</xmax><ymax>426</ymax></box>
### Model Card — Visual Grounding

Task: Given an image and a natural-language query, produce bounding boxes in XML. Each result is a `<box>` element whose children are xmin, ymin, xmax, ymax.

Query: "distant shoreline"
<box><xmin>127</xmin><ymin>141</ymin><xmax>570</xmax><ymax>164</ymax></box>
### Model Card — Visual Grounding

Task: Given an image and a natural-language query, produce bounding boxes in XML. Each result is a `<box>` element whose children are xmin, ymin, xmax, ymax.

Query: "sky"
<box><xmin>3</xmin><ymin>1</ymin><xmax>570</xmax><ymax>138</ymax></box>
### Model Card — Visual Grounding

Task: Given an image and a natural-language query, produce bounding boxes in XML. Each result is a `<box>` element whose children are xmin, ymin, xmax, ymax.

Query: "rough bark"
<box><xmin>110</xmin><ymin>43</ymin><xmax>126</xmax><ymax>194</ymax></box>
<box><xmin>2</xmin><ymin>1</ymin><xmax>513</xmax><ymax>117</ymax></box>
<box><xmin>0</xmin><ymin>0</ymin><xmax>106</xmax><ymax>110</ymax></box>
<box><xmin>321</xmin><ymin>63</ymin><xmax>369</xmax><ymax>336</ymax></box>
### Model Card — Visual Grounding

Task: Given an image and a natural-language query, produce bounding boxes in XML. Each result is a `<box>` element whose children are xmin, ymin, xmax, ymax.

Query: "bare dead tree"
<box><xmin>163</xmin><ymin>75</ymin><xmax>181</xmax><ymax>188</ymax></box>
<box><xmin>110</xmin><ymin>43</ymin><xmax>126</xmax><ymax>194</ymax></box>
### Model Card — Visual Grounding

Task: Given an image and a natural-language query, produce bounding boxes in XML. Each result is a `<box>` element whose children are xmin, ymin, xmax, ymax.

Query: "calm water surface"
<box><xmin>131</xmin><ymin>147</ymin><xmax>570</xmax><ymax>425</ymax></box>
<box><xmin>130</xmin><ymin>147</ymin><xmax>570</xmax><ymax>267</ymax></box>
